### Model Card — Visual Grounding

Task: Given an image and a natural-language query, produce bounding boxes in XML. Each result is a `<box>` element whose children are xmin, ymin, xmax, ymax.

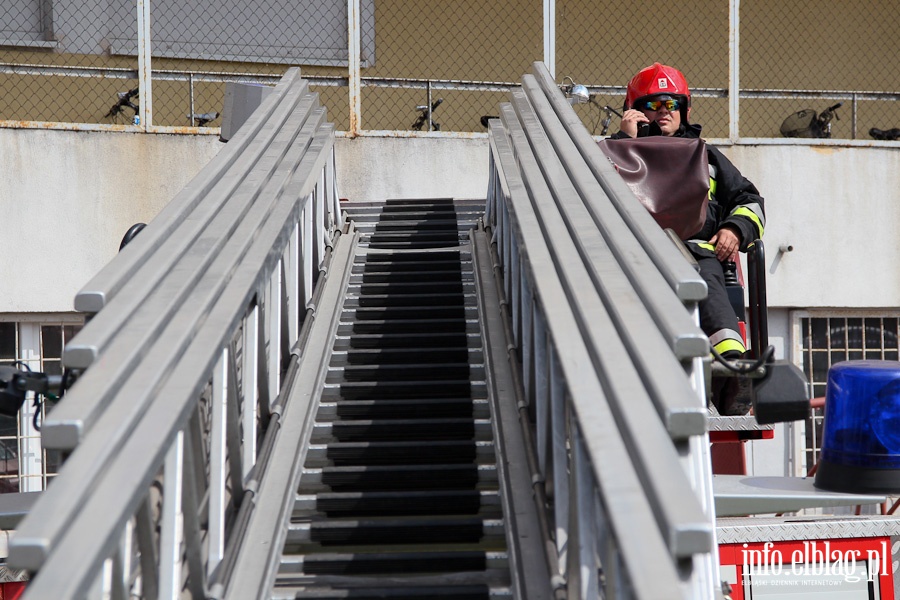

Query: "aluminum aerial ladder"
<box><xmin>0</xmin><ymin>66</ymin><xmax>558</xmax><ymax>600</ymax></box>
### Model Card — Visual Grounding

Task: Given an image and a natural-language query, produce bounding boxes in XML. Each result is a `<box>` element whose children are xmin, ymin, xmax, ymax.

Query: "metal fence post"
<box><xmin>347</xmin><ymin>0</ymin><xmax>361</xmax><ymax>135</ymax></box>
<box><xmin>137</xmin><ymin>0</ymin><xmax>152</xmax><ymax>129</ymax></box>
<box><xmin>543</xmin><ymin>0</ymin><xmax>555</xmax><ymax>79</ymax></box>
<box><xmin>729</xmin><ymin>0</ymin><xmax>740</xmax><ymax>141</ymax></box>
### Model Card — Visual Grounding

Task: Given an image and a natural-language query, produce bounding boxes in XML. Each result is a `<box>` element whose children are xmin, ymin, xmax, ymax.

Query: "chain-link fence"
<box><xmin>557</xmin><ymin>0</ymin><xmax>730</xmax><ymax>138</ymax></box>
<box><xmin>359</xmin><ymin>1</ymin><xmax>540</xmax><ymax>133</ymax></box>
<box><xmin>0</xmin><ymin>0</ymin><xmax>898</xmax><ymax>139</ymax></box>
<box><xmin>0</xmin><ymin>0</ymin><xmax>139</xmax><ymax>124</ymax></box>
<box><xmin>741</xmin><ymin>0</ymin><xmax>900</xmax><ymax>140</ymax></box>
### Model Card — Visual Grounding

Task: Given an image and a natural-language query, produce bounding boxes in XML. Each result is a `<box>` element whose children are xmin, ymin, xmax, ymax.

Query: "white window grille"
<box><xmin>792</xmin><ymin>310</ymin><xmax>900</xmax><ymax>472</ymax></box>
<box><xmin>0</xmin><ymin>316</ymin><xmax>83</xmax><ymax>493</ymax></box>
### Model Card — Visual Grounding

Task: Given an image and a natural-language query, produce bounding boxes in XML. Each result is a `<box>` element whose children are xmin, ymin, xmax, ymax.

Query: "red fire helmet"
<box><xmin>624</xmin><ymin>63</ymin><xmax>691</xmax><ymax>110</ymax></box>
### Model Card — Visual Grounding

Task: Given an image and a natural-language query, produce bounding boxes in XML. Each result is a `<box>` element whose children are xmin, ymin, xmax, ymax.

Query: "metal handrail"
<box><xmin>8</xmin><ymin>70</ymin><xmax>342</xmax><ymax>599</ymax></box>
<box><xmin>484</xmin><ymin>62</ymin><xmax>719</xmax><ymax>599</ymax></box>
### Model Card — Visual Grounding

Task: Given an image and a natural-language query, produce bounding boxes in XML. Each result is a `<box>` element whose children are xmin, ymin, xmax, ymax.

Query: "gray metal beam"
<box><xmin>489</xmin><ymin>113</ymin><xmax>695</xmax><ymax>597</ymax></box>
<box><xmin>513</xmin><ymin>79</ymin><xmax>706</xmax><ymax>436</ymax></box>
<box><xmin>48</xmin><ymin>100</ymin><xmax>323</xmax><ymax>449</ymax></box>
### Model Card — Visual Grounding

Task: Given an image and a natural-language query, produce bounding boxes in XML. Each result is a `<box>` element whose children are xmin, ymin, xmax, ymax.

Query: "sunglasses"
<box><xmin>637</xmin><ymin>98</ymin><xmax>682</xmax><ymax>112</ymax></box>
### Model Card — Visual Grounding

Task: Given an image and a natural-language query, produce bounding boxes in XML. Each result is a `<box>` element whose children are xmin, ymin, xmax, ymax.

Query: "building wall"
<box><xmin>0</xmin><ymin>128</ymin><xmax>221</xmax><ymax>313</ymax></box>
<box><xmin>2</xmin><ymin>128</ymin><xmax>899</xmax><ymax>325</ymax></box>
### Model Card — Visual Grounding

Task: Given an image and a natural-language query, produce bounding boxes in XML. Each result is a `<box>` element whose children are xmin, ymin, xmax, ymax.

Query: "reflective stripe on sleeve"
<box><xmin>731</xmin><ymin>202</ymin><xmax>765</xmax><ymax>238</ymax></box>
<box><xmin>713</xmin><ymin>338</ymin><xmax>746</xmax><ymax>356</ymax></box>
<box><xmin>689</xmin><ymin>241</ymin><xmax>716</xmax><ymax>252</ymax></box>
<box><xmin>710</xmin><ymin>328</ymin><xmax>746</xmax><ymax>356</ymax></box>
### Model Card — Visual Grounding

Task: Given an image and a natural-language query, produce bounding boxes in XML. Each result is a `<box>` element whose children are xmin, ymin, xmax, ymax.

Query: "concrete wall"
<box><xmin>335</xmin><ymin>136</ymin><xmax>490</xmax><ymax>203</ymax></box>
<box><xmin>723</xmin><ymin>144</ymin><xmax>900</xmax><ymax>309</ymax></box>
<box><xmin>2</xmin><ymin>128</ymin><xmax>899</xmax><ymax>327</ymax></box>
<box><xmin>0</xmin><ymin>128</ymin><xmax>221</xmax><ymax>313</ymax></box>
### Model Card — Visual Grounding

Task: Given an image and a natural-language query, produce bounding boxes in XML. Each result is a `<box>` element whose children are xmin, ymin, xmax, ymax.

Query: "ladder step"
<box><xmin>343</xmin><ymin>306</ymin><xmax>470</xmax><ymax>321</ymax></box>
<box><xmin>341</xmin><ymin>319</ymin><xmax>470</xmax><ymax>335</ymax></box>
<box><xmin>351</xmin><ymin>272</ymin><xmax>465</xmax><ymax>284</ymax></box>
<box><xmin>303</xmin><ymin>441</ymin><xmax>496</xmax><ymax>468</ymax></box>
<box><xmin>319</xmin><ymin>399</ymin><xmax>478</xmax><ymax>420</ymax></box>
<box><xmin>296</xmin><ymin>490</ymin><xmax>497</xmax><ymax>517</ymax></box>
<box><xmin>351</xmin><ymin>281</ymin><xmax>466</xmax><ymax>294</ymax></box>
<box><xmin>368</xmin><ymin>230</ymin><xmax>462</xmax><ymax>239</ymax></box>
<box><xmin>289</xmin><ymin>517</ymin><xmax>499</xmax><ymax>546</ymax></box>
<box><xmin>331</xmin><ymin>347</ymin><xmax>476</xmax><ymax>365</ymax></box>
<box><xmin>368</xmin><ymin>220</ymin><xmax>464</xmax><ymax>231</ymax></box>
<box><xmin>329</xmin><ymin>363</ymin><xmax>473</xmax><ymax>383</ymax></box>
<box><xmin>336</xmin><ymin>333</ymin><xmax>477</xmax><ymax>350</ymax></box>
<box><xmin>314</xmin><ymin>418</ymin><xmax>488</xmax><ymax>441</ymax></box>
<box><xmin>353</xmin><ymin>260</ymin><xmax>465</xmax><ymax>273</ymax></box>
<box><xmin>347</xmin><ymin>292</ymin><xmax>473</xmax><ymax>308</ymax></box>
<box><xmin>314</xmin><ymin>464</ymin><xmax>488</xmax><ymax>492</ymax></box>
<box><xmin>360</xmin><ymin>249</ymin><xmax>462</xmax><ymax>261</ymax></box>
<box><xmin>285</xmin><ymin>585</ymin><xmax>500</xmax><ymax>600</ymax></box>
<box><xmin>281</xmin><ymin>551</ymin><xmax>496</xmax><ymax>576</ymax></box>
<box><xmin>366</xmin><ymin>241</ymin><xmax>464</xmax><ymax>250</ymax></box>
<box><xmin>333</xmin><ymin>382</ymin><xmax>476</xmax><ymax>400</ymax></box>
<box><xmin>317</xmin><ymin>440</ymin><xmax>478</xmax><ymax>465</ymax></box>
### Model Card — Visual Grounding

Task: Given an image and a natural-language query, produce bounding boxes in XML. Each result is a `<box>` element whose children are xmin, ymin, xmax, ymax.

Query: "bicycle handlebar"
<box><xmin>106</xmin><ymin>87</ymin><xmax>140</xmax><ymax>119</ymax></box>
<box><xmin>416</xmin><ymin>98</ymin><xmax>443</xmax><ymax>113</ymax></box>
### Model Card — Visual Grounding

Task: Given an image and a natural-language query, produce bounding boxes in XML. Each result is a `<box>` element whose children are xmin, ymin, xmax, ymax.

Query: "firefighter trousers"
<box><xmin>695</xmin><ymin>254</ymin><xmax>746</xmax><ymax>357</ymax></box>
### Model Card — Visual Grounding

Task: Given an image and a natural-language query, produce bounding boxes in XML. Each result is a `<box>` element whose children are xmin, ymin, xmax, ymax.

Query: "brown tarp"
<box><xmin>598</xmin><ymin>136</ymin><xmax>709</xmax><ymax>241</ymax></box>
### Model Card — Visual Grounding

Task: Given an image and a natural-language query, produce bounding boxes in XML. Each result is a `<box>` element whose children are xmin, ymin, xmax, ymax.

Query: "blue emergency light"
<box><xmin>814</xmin><ymin>360</ymin><xmax>900</xmax><ymax>493</ymax></box>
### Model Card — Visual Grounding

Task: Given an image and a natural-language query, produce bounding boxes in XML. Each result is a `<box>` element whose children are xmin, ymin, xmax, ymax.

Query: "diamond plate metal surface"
<box><xmin>717</xmin><ymin>515</ymin><xmax>900</xmax><ymax>543</ymax></box>
<box><xmin>708</xmin><ymin>415</ymin><xmax>774</xmax><ymax>432</ymax></box>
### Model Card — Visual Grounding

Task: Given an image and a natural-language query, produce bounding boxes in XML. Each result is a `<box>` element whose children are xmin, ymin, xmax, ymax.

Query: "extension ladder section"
<box><xmin>277</xmin><ymin>198</ymin><xmax>512</xmax><ymax>598</ymax></box>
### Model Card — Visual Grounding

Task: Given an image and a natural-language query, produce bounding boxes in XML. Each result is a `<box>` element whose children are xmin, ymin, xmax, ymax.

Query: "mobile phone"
<box><xmin>637</xmin><ymin>121</ymin><xmax>661</xmax><ymax>137</ymax></box>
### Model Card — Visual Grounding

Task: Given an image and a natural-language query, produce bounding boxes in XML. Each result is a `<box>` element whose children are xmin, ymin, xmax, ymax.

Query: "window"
<box><xmin>0</xmin><ymin>0</ymin><xmax>56</xmax><ymax>47</ymax></box>
<box><xmin>108</xmin><ymin>0</ymin><xmax>375</xmax><ymax>67</ymax></box>
<box><xmin>0</xmin><ymin>317</ymin><xmax>83</xmax><ymax>493</ymax></box>
<box><xmin>794</xmin><ymin>311</ymin><xmax>900</xmax><ymax>471</ymax></box>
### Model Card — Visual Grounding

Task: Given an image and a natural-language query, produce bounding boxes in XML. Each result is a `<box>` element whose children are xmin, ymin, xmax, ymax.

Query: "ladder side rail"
<box><xmin>512</xmin><ymin>80</ymin><xmax>706</xmax><ymax>437</ymax></box>
<box><xmin>72</xmin><ymin>69</ymin><xmax>306</xmax><ymax>316</ymax></box>
<box><xmin>220</xmin><ymin>230</ymin><xmax>357</xmax><ymax>600</ymax></box>
<box><xmin>500</xmin><ymin>95</ymin><xmax>711</xmax><ymax>556</ymax></box>
<box><xmin>485</xmin><ymin>61</ymin><xmax>729</xmax><ymax>598</ymax></box>
<box><xmin>47</xmin><ymin>92</ymin><xmax>322</xmax><ymax>451</ymax></box>
<box><xmin>488</xmin><ymin>114</ymin><xmax>696</xmax><ymax>599</ymax></box>
<box><xmin>9</xmin><ymin>91</ymin><xmax>337</xmax><ymax>600</ymax></box>
<box><xmin>529</xmin><ymin>63</ymin><xmax>720</xmax><ymax>595</ymax></box>
<box><xmin>32</xmin><ymin>111</ymin><xmax>327</xmax><ymax>532</ymax></box>
<box><xmin>513</xmin><ymin>83</ymin><xmax>719</xmax><ymax>598</ymax></box>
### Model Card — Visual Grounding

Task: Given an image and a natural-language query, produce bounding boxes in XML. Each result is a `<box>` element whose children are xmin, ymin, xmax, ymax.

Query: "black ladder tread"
<box><xmin>307</xmin><ymin>490</ymin><xmax>490</xmax><ymax>516</ymax></box>
<box><xmin>288</xmin><ymin>198</ymin><xmax>508</xmax><ymax>597</ymax></box>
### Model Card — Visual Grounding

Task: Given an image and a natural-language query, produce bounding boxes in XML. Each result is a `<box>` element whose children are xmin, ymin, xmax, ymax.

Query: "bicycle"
<box><xmin>412</xmin><ymin>98</ymin><xmax>443</xmax><ymax>131</ymax></box>
<box><xmin>780</xmin><ymin>102</ymin><xmax>842</xmax><ymax>138</ymax></box>
<box><xmin>105</xmin><ymin>87</ymin><xmax>140</xmax><ymax>124</ymax></box>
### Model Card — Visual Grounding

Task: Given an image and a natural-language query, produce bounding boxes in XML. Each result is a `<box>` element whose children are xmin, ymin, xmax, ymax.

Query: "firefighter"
<box><xmin>610</xmin><ymin>63</ymin><xmax>766</xmax><ymax>360</ymax></box>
